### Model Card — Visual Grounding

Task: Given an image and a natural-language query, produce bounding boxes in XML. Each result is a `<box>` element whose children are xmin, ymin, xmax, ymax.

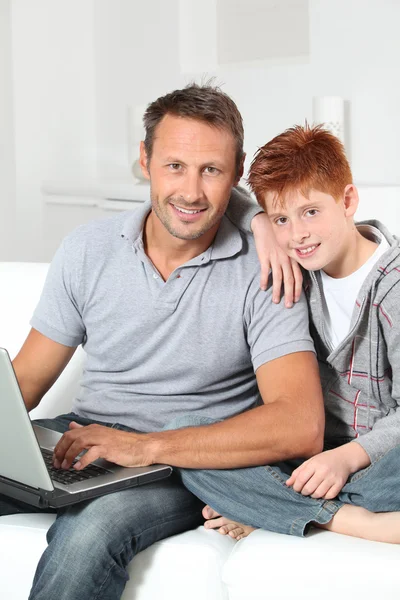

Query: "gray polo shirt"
<box><xmin>31</xmin><ymin>202</ymin><xmax>314</xmax><ymax>432</ymax></box>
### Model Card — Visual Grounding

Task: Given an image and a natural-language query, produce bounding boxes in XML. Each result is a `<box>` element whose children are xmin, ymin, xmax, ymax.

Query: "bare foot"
<box><xmin>202</xmin><ymin>505</ymin><xmax>256</xmax><ymax>540</ymax></box>
<box><xmin>202</xmin><ymin>505</ymin><xmax>220</xmax><ymax>520</ymax></box>
<box><xmin>319</xmin><ymin>504</ymin><xmax>400</xmax><ymax>544</ymax></box>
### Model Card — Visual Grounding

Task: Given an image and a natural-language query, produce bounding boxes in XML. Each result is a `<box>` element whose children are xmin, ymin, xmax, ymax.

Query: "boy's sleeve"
<box><xmin>352</xmin><ymin>290</ymin><xmax>400</xmax><ymax>462</ymax></box>
<box><xmin>225</xmin><ymin>186</ymin><xmax>264</xmax><ymax>234</ymax></box>
<box><xmin>30</xmin><ymin>236</ymin><xmax>86</xmax><ymax>347</ymax></box>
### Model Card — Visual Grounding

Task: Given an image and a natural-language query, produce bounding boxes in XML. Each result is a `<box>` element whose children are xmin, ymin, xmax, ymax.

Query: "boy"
<box><xmin>177</xmin><ymin>124</ymin><xmax>400</xmax><ymax>543</ymax></box>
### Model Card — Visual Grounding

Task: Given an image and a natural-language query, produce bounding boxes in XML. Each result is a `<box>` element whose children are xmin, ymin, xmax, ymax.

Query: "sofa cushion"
<box><xmin>223</xmin><ymin>528</ymin><xmax>399</xmax><ymax>599</ymax></box>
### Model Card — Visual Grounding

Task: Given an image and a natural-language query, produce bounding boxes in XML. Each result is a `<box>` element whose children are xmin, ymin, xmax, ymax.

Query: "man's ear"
<box><xmin>234</xmin><ymin>153</ymin><xmax>246</xmax><ymax>186</ymax></box>
<box><xmin>139</xmin><ymin>141</ymin><xmax>151</xmax><ymax>180</ymax></box>
<box><xmin>343</xmin><ymin>184</ymin><xmax>359</xmax><ymax>218</ymax></box>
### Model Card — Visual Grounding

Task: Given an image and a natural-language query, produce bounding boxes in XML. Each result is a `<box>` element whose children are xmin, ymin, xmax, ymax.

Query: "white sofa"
<box><xmin>0</xmin><ymin>258</ymin><xmax>400</xmax><ymax>600</ymax></box>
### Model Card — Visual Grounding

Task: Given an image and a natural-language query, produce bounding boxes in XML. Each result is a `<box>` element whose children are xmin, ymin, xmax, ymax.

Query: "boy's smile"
<box><xmin>294</xmin><ymin>243</ymin><xmax>321</xmax><ymax>259</ymax></box>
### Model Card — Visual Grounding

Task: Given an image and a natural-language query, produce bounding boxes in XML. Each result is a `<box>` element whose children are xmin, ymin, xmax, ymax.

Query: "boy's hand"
<box><xmin>251</xmin><ymin>213</ymin><xmax>302</xmax><ymax>307</ymax></box>
<box><xmin>286</xmin><ymin>443</ymin><xmax>371</xmax><ymax>500</ymax></box>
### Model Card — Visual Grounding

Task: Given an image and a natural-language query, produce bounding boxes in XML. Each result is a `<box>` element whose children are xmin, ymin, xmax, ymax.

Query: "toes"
<box><xmin>202</xmin><ymin>505</ymin><xmax>221</xmax><ymax>519</ymax></box>
<box><xmin>204</xmin><ymin>516</ymin><xmax>229</xmax><ymax>530</ymax></box>
<box><xmin>227</xmin><ymin>527</ymin><xmax>244</xmax><ymax>539</ymax></box>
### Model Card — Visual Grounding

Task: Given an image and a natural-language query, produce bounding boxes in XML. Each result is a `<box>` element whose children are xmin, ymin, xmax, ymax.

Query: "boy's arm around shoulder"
<box><xmin>225</xmin><ymin>186</ymin><xmax>263</xmax><ymax>233</ymax></box>
<box><xmin>226</xmin><ymin>187</ymin><xmax>303</xmax><ymax>305</ymax></box>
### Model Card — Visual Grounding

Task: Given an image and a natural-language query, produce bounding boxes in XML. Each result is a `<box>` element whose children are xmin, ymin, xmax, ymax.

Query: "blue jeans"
<box><xmin>0</xmin><ymin>413</ymin><xmax>204</xmax><ymax>600</ymax></box>
<box><xmin>166</xmin><ymin>415</ymin><xmax>400</xmax><ymax>537</ymax></box>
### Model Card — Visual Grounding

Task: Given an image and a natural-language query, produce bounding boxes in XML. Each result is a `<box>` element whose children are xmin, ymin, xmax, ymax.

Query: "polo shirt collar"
<box><xmin>120</xmin><ymin>201</ymin><xmax>151</xmax><ymax>244</ymax></box>
<box><xmin>120</xmin><ymin>200</ymin><xmax>243</xmax><ymax>262</ymax></box>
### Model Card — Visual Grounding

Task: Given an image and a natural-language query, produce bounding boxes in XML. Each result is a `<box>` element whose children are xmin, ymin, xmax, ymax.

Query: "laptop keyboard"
<box><xmin>41</xmin><ymin>448</ymin><xmax>109</xmax><ymax>485</ymax></box>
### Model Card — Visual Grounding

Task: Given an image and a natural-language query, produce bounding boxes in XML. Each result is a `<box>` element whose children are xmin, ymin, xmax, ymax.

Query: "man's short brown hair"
<box><xmin>248</xmin><ymin>124</ymin><xmax>353</xmax><ymax>208</ymax></box>
<box><xmin>143</xmin><ymin>83</ymin><xmax>244</xmax><ymax>176</ymax></box>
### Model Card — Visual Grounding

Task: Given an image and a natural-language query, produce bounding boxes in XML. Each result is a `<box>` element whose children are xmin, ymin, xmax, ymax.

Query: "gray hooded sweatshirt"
<box><xmin>305</xmin><ymin>220</ymin><xmax>400</xmax><ymax>463</ymax></box>
<box><xmin>227</xmin><ymin>191</ymin><xmax>400</xmax><ymax>464</ymax></box>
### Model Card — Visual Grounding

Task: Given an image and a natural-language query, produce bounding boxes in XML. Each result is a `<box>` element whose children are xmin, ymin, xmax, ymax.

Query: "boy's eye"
<box><xmin>275</xmin><ymin>217</ymin><xmax>288</xmax><ymax>225</ymax></box>
<box><xmin>306</xmin><ymin>209</ymin><xmax>318</xmax><ymax>217</ymax></box>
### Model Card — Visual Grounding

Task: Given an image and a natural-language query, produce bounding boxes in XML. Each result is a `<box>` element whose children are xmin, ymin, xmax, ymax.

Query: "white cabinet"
<box><xmin>42</xmin><ymin>182</ymin><xmax>400</xmax><ymax>263</ymax></box>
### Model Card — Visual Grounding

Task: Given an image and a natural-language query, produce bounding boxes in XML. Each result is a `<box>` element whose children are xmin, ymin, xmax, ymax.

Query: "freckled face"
<box><xmin>141</xmin><ymin>115</ymin><xmax>241</xmax><ymax>241</ymax></box>
<box><xmin>265</xmin><ymin>189</ymin><xmax>351</xmax><ymax>273</ymax></box>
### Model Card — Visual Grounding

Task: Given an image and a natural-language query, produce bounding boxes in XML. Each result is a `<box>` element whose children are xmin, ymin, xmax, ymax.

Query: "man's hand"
<box><xmin>251</xmin><ymin>213</ymin><xmax>302</xmax><ymax>307</ymax></box>
<box><xmin>53</xmin><ymin>422</ymin><xmax>153</xmax><ymax>470</ymax></box>
<box><xmin>285</xmin><ymin>443</ymin><xmax>371</xmax><ymax>499</ymax></box>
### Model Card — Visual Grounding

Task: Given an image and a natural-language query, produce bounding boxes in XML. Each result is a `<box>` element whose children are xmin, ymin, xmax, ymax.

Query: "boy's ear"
<box><xmin>139</xmin><ymin>141</ymin><xmax>151</xmax><ymax>180</ymax></box>
<box><xmin>343</xmin><ymin>184</ymin><xmax>359</xmax><ymax>218</ymax></box>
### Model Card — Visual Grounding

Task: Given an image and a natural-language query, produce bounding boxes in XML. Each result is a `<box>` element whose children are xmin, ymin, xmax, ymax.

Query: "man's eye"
<box><xmin>168</xmin><ymin>163</ymin><xmax>181</xmax><ymax>170</ymax></box>
<box><xmin>204</xmin><ymin>167</ymin><xmax>219</xmax><ymax>175</ymax></box>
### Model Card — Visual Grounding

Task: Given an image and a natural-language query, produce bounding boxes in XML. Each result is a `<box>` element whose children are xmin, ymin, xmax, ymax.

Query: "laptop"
<box><xmin>0</xmin><ymin>347</ymin><xmax>172</xmax><ymax>508</ymax></box>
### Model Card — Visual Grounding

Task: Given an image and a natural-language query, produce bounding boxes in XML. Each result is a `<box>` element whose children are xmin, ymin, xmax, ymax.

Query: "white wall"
<box><xmin>0</xmin><ymin>0</ymin><xmax>16</xmax><ymax>260</ymax></box>
<box><xmin>93</xmin><ymin>0</ymin><xmax>183</xmax><ymax>180</ymax></box>
<box><xmin>91</xmin><ymin>0</ymin><xmax>400</xmax><ymax>185</ymax></box>
<box><xmin>6</xmin><ymin>0</ymin><xmax>400</xmax><ymax>261</ymax></box>
<box><xmin>11</xmin><ymin>0</ymin><xmax>97</xmax><ymax>261</ymax></box>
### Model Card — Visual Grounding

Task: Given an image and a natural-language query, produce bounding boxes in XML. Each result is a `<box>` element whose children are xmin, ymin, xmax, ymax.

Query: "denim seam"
<box><xmin>289</xmin><ymin>499</ymin><xmax>342</xmax><ymax>536</ymax></box>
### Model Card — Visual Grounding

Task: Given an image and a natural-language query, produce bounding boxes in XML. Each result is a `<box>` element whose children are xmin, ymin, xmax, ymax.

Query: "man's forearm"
<box><xmin>144</xmin><ymin>401</ymin><xmax>324</xmax><ymax>469</ymax></box>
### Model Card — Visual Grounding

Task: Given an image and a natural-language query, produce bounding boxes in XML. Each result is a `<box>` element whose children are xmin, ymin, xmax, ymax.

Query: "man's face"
<box><xmin>265</xmin><ymin>189</ymin><xmax>351</xmax><ymax>275</ymax></box>
<box><xmin>140</xmin><ymin>114</ymin><xmax>242</xmax><ymax>241</ymax></box>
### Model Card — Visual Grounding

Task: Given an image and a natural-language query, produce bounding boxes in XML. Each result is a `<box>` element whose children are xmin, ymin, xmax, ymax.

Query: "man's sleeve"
<box><xmin>225</xmin><ymin>186</ymin><xmax>263</xmax><ymax>233</ymax></box>
<box><xmin>30</xmin><ymin>237</ymin><xmax>86</xmax><ymax>347</ymax></box>
<box><xmin>245</xmin><ymin>280</ymin><xmax>315</xmax><ymax>371</ymax></box>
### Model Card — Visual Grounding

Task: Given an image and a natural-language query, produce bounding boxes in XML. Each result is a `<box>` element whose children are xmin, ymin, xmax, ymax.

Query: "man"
<box><xmin>3</xmin><ymin>84</ymin><xmax>323</xmax><ymax>599</ymax></box>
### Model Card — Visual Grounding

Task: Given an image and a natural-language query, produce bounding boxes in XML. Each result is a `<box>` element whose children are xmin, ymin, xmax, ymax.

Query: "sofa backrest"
<box><xmin>0</xmin><ymin>262</ymin><xmax>85</xmax><ymax>419</ymax></box>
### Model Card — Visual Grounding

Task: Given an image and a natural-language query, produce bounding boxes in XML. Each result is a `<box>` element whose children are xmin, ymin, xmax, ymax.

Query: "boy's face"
<box><xmin>265</xmin><ymin>188</ymin><xmax>355</xmax><ymax>275</ymax></box>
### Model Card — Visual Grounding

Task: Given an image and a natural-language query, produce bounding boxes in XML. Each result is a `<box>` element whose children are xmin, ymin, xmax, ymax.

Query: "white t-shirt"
<box><xmin>320</xmin><ymin>228</ymin><xmax>390</xmax><ymax>349</ymax></box>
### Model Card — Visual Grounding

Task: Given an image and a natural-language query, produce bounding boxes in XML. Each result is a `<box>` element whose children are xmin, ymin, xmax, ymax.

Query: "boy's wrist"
<box><xmin>337</xmin><ymin>441</ymin><xmax>371</xmax><ymax>473</ymax></box>
<box><xmin>250</xmin><ymin>211</ymin><xmax>268</xmax><ymax>233</ymax></box>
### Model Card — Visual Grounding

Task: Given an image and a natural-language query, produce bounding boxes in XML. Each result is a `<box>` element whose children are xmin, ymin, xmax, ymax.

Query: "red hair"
<box><xmin>248</xmin><ymin>124</ymin><xmax>353</xmax><ymax>208</ymax></box>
